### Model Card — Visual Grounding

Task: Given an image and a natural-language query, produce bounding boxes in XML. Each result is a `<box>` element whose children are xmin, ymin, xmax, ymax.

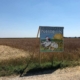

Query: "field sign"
<box><xmin>39</xmin><ymin>26</ymin><xmax>64</xmax><ymax>52</ymax></box>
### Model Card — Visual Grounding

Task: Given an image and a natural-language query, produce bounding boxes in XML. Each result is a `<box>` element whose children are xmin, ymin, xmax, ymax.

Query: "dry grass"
<box><xmin>0</xmin><ymin>45</ymin><xmax>29</xmax><ymax>61</ymax></box>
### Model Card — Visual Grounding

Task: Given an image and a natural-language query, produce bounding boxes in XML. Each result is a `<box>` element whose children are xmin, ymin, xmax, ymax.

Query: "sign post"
<box><xmin>37</xmin><ymin>26</ymin><xmax>64</xmax><ymax>66</ymax></box>
<box><xmin>37</xmin><ymin>27</ymin><xmax>41</xmax><ymax>66</ymax></box>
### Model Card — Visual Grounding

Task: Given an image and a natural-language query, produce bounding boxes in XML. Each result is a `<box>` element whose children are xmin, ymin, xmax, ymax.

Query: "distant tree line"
<box><xmin>64</xmin><ymin>37</ymin><xmax>80</xmax><ymax>38</ymax></box>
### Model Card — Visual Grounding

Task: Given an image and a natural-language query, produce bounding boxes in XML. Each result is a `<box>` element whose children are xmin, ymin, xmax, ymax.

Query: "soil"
<box><xmin>0</xmin><ymin>66</ymin><xmax>80</xmax><ymax>80</ymax></box>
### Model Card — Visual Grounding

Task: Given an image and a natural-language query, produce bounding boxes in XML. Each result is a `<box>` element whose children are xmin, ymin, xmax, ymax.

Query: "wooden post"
<box><xmin>37</xmin><ymin>27</ymin><xmax>40</xmax><ymax>38</ymax></box>
<box><xmin>37</xmin><ymin>27</ymin><xmax>41</xmax><ymax>66</ymax></box>
<box><xmin>39</xmin><ymin>47</ymin><xmax>41</xmax><ymax>66</ymax></box>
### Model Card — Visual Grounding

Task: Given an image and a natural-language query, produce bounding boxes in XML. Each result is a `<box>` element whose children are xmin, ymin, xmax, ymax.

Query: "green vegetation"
<box><xmin>0</xmin><ymin>59</ymin><xmax>80</xmax><ymax>76</ymax></box>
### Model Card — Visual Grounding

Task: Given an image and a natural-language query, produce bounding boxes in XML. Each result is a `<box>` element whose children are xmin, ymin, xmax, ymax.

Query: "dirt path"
<box><xmin>0</xmin><ymin>66</ymin><xmax>80</xmax><ymax>80</ymax></box>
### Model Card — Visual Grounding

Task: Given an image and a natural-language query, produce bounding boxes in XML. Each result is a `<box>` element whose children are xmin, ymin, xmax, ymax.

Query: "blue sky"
<box><xmin>0</xmin><ymin>0</ymin><xmax>80</xmax><ymax>38</ymax></box>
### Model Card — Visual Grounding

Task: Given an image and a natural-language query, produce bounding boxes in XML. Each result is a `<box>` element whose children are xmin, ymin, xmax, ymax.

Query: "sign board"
<box><xmin>39</xmin><ymin>26</ymin><xmax>64</xmax><ymax>52</ymax></box>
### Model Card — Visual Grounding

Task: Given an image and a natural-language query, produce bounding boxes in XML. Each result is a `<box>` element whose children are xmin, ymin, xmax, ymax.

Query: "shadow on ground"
<box><xmin>20</xmin><ymin>63</ymin><xmax>61</xmax><ymax>77</ymax></box>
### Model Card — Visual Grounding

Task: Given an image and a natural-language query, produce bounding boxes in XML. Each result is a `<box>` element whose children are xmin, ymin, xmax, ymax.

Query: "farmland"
<box><xmin>0</xmin><ymin>38</ymin><xmax>80</xmax><ymax>60</ymax></box>
<box><xmin>0</xmin><ymin>38</ymin><xmax>80</xmax><ymax>76</ymax></box>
